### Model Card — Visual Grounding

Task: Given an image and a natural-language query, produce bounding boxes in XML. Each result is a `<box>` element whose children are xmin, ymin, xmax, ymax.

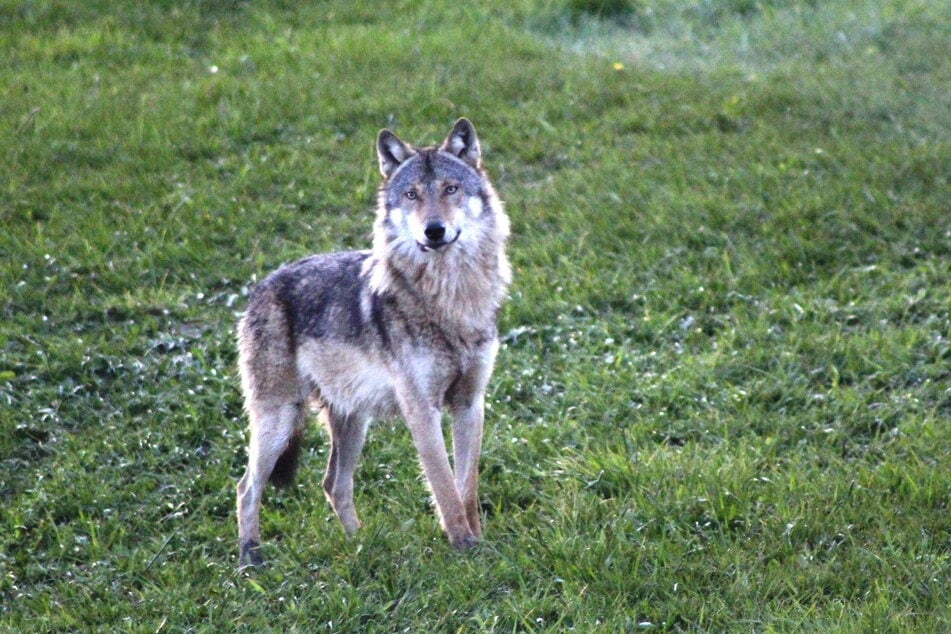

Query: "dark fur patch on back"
<box><xmin>269</xmin><ymin>430</ymin><xmax>303</xmax><ymax>489</ymax></box>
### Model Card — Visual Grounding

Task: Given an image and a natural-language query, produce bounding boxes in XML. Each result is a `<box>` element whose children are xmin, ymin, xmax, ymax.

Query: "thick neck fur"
<box><xmin>365</xmin><ymin>189</ymin><xmax>511</xmax><ymax>334</ymax></box>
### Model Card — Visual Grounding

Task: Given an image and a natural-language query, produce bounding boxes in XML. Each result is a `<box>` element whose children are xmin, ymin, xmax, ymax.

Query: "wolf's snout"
<box><xmin>424</xmin><ymin>221</ymin><xmax>446</xmax><ymax>242</ymax></box>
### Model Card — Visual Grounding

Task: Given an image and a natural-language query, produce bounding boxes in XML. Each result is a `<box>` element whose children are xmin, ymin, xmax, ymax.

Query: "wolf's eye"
<box><xmin>444</xmin><ymin>185</ymin><xmax>458</xmax><ymax>195</ymax></box>
<box><xmin>404</xmin><ymin>190</ymin><xmax>417</xmax><ymax>201</ymax></box>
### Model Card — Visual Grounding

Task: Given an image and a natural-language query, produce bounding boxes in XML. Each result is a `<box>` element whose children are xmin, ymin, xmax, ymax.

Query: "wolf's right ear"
<box><xmin>440</xmin><ymin>118</ymin><xmax>481</xmax><ymax>168</ymax></box>
<box><xmin>377</xmin><ymin>130</ymin><xmax>416</xmax><ymax>179</ymax></box>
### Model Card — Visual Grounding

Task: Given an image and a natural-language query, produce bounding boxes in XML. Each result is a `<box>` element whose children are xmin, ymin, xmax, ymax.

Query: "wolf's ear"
<box><xmin>440</xmin><ymin>118</ymin><xmax>481</xmax><ymax>168</ymax></box>
<box><xmin>377</xmin><ymin>130</ymin><xmax>416</xmax><ymax>179</ymax></box>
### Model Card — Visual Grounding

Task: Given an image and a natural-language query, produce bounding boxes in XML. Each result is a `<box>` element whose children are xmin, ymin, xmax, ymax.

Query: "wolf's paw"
<box><xmin>238</xmin><ymin>540</ymin><xmax>263</xmax><ymax>568</ymax></box>
<box><xmin>451</xmin><ymin>533</ymin><xmax>479</xmax><ymax>551</ymax></box>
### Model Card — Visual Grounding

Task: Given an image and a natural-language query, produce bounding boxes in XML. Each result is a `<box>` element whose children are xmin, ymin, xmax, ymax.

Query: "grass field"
<box><xmin>1</xmin><ymin>0</ymin><xmax>949</xmax><ymax>631</ymax></box>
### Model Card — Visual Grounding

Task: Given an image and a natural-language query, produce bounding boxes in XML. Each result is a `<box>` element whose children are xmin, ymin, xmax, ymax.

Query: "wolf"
<box><xmin>235</xmin><ymin>118</ymin><xmax>511</xmax><ymax>566</ymax></box>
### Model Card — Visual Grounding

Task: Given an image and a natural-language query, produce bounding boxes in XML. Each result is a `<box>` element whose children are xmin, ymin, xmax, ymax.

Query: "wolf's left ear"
<box><xmin>377</xmin><ymin>129</ymin><xmax>416</xmax><ymax>179</ymax></box>
<box><xmin>440</xmin><ymin>118</ymin><xmax>481</xmax><ymax>168</ymax></box>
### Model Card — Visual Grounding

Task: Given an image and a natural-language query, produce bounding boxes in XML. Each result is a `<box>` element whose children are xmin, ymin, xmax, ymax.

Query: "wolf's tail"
<box><xmin>269</xmin><ymin>429</ymin><xmax>303</xmax><ymax>488</ymax></box>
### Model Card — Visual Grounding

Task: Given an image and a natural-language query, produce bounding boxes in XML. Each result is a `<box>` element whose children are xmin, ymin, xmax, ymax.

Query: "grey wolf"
<box><xmin>236</xmin><ymin>119</ymin><xmax>511</xmax><ymax>566</ymax></box>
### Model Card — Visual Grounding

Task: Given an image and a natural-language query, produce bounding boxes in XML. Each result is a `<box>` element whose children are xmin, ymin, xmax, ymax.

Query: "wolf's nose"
<box><xmin>424</xmin><ymin>221</ymin><xmax>446</xmax><ymax>242</ymax></box>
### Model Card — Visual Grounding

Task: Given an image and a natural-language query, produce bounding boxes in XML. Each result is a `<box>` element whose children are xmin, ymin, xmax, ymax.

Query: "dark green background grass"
<box><xmin>1</xmin><ymin>1</ymin><xmax>949</xmax><ymax>631</ymax></box>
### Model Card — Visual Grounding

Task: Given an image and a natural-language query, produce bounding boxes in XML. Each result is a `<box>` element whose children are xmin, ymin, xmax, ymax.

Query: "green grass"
<box><xmin>2</xmin><ymin>0</ymin><xmax>949</xmax><ymax>631</ymax></box>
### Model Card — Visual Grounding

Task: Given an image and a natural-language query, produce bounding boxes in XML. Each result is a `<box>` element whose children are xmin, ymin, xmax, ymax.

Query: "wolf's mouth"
<box><xmin>418</xmin><ymin>231</ymin><xmax>460</xmax><ymax>252</ymax></box>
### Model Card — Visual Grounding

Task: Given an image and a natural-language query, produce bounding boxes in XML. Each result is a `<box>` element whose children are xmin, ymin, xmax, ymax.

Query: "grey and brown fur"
<box><xmin>236</xmin><ymin>119</ymin><xmax>511</xmax><ymax>566</ymax></box>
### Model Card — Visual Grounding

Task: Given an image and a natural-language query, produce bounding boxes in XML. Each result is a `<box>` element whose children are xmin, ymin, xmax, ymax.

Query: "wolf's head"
<box><xmin>374</xmin><ymin>118</ymin><xmax>500</xmax><ymax>255</ymax></box>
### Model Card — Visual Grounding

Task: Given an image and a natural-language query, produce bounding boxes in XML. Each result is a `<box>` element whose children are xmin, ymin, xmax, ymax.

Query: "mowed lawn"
<box><xmin>1</xmin><ymin>1</ymin><xmax>948</xmax><ymax>631</ymax></box>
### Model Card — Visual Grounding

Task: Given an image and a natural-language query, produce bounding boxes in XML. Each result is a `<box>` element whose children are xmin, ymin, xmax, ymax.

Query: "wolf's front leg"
<box><xmin>397</xmin><ymin>391</ymin><xmax>476</xmax><ymax>549</ymax></box>
<box><xmin>451</xmin><ymin>399</ymin><xmax>485</xmax><ymax>537</ymax></box>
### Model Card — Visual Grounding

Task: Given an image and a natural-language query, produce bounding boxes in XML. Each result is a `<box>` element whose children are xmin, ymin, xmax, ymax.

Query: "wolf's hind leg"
<box><xmin>237</xmin><ymin>400</ymin><xmax>304</xmax><ymax>566</ymax></box>
<box><xmin>321</xmin><ymin>408</ymin><xmax>368</xmax><ymax>535</ymax></box>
